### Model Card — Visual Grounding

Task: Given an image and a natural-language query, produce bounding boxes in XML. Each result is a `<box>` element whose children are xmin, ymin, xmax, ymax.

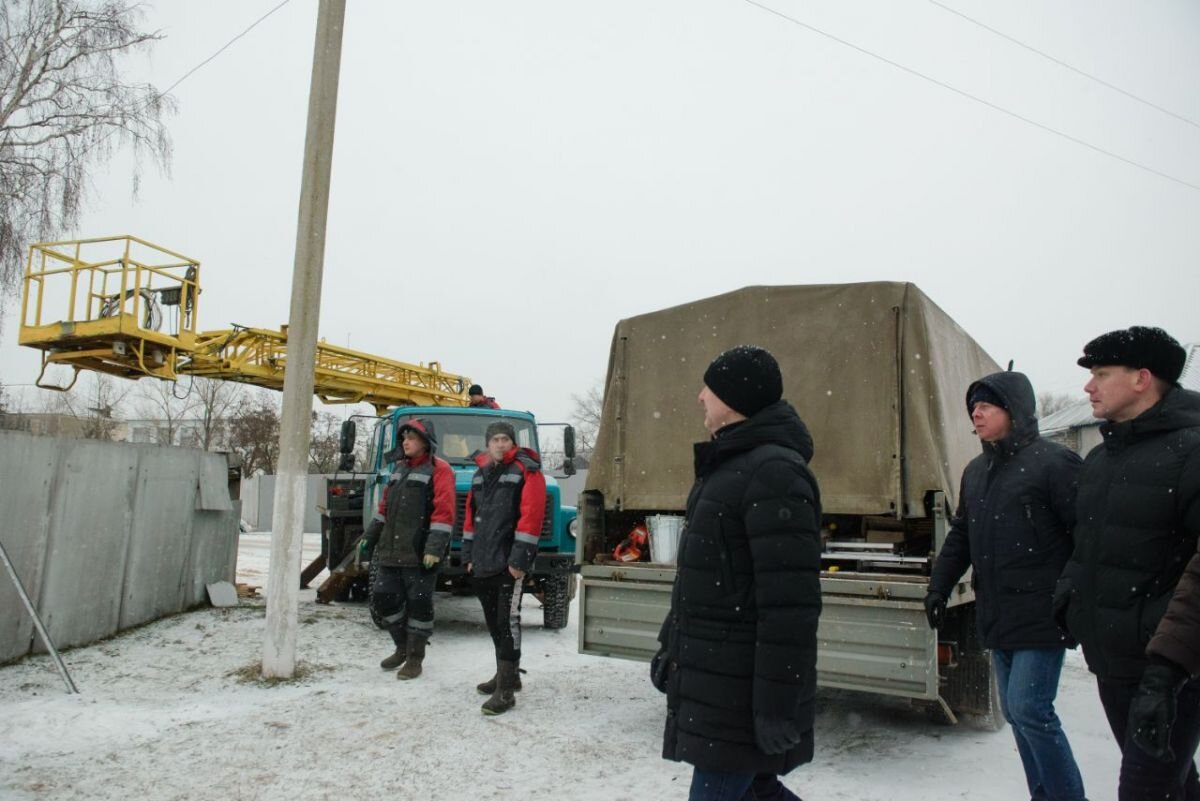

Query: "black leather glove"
<box><xmin>754</xmin><ymin>713</ymin><xmax>803</xmax><ymax>755</ymax></box>
<box><xmin>1128</xmin><ymin>661</ymin><xmax>1189</xmax><ymax>762</ymax></box>
<box><xmin>650</xmin><ymin>650</ymin><xmax>669</xmax><ymax>693</ymax></box>
<box><xmin>923</xmin><ymin>591</ymin><xmax>947</xmax><ymax>630</ymax></box>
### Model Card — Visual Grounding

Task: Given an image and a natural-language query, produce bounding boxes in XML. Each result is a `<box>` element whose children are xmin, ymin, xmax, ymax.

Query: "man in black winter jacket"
<box><xmin>926</xmin><ymin>371</ymin><xmax>1086</xmax><ymax>801</ymax></box>
<box><xmin>653</xmin><ymin>346</ymin><xmax>821</xmax><ymax>801</ymax></box>
<box><xmin>1055</xmin><ymin>326</ymin><xmax>1200</xmax><ymax>801</ymax></box>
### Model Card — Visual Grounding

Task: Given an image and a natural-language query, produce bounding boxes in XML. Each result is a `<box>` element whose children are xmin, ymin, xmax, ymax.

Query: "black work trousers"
<box><xmin>474</xmin><ymin>571</ymin><xmax>523</xmax><ymax>662</ymax></box>
<box><xmin>372</xmin><ymin>565</ymin><xmax>437</xmax><ymax>648</ymax></box>
<box><xmin>1097</xmin><ymin>675</ymin><xmax>1200</xmax><ymax>801</ymax></box>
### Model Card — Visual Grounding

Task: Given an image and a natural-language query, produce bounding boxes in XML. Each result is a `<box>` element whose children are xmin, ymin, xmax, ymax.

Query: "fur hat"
<box><xmin>1077</xmin><ymin>326</ymin><xmax>1186</xmax><ymax>384</ymax></box>
<box><xmin>485</xmin><ymin>421</ymin><xmax>517</xmax><ymax>443</ymax></box>
<box><xmin>703</xmin><ymin>345</ymin><xmax>783</xmax><ymax>417</ymax></box>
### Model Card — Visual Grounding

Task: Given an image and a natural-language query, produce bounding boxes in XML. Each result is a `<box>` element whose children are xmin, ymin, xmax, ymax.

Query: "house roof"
<box><xmin>1040</xmin><ymin>343</ymin><xmax>1200</xmax><ymax>434</ymax></box>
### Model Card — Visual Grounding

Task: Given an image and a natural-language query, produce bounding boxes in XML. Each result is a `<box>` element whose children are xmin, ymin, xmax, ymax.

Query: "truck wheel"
<box><xmin>367</xmin><ymin>561</ymin><xmax>385</xmax><ymax>629</ymax></box>
<box><xmin>541</xmin><ymin>574</ymin><xmax>575</xmax><ymax>630</ymax></box>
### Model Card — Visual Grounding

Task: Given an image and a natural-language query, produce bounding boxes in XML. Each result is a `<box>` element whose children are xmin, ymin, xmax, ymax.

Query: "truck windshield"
<box><xmin>395</xmin><ymin>413</ymin><xmax>537</xmax><ymax>466</ymax></box>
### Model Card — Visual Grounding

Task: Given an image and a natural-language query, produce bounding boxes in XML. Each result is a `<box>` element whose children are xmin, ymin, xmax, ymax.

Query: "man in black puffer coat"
<box><xmin>1055</xmin><ymin>326</ymin><xmax>1200</xmax><ymax>801</ymax></box>
<box><xmin>926</xmin><ymin>371</ymin><xmax>1086</xmax><ymax>801</ymax></box>
<box><xmin>653</xmin><ymin>346</ymin><xmax>821</xmax><ymax>801</ymax></box>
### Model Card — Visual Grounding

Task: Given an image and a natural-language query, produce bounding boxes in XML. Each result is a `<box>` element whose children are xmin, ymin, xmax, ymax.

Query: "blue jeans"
<box><xmin>993</xmin><ymin>648</ymin><xmax>1087</xmax><ymax>801</ymax></box>
<box><xmin>687</xmin><ymin>770</ymin><xmax>802</xmax><ymax>801</ymax></box>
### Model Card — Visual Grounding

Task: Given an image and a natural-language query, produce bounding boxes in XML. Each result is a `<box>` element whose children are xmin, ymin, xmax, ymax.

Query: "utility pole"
<box><xmin>262</xmin><ymin>0</ymin><xmax>346</xmax><ymax>678</ymax></box>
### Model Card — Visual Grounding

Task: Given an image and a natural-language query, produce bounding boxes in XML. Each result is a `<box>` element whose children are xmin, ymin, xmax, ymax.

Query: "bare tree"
<box><xmin>0</xmin><ymin>0</ymin><xmax>174</xmax><ymax>310</ymax></box>
<box><xmin>37</xmin><ymin>372</ymin><xmax>130</xmax><ymax>439</ymax></box>
<box><xmin>308</xmin><ymin>411</ymin><xmax>342</xmax><ymax>474</ymax></box>
<box><xmin>0</xmin><ymin>377</ymin><xmax>17</xmax><ymax>430</ymax></box>
<box><xmin>136</xmin><ymin>378</ymin><xmax>195</xmax><ymax>445</ymax></box>
<box><xmin>1037</xmin><ymin>391</ymin><xmax>1079</xmax><ymax>418</ymax></box>
<box><xmin>569</xmin><ymin>381</ymin><xmax>604</xmax><ymax>456</ymax></box>
<box><xmin>190</xmin><ymin>377</ymin><xmax>240</xmax><ymax>451</ymax></box>
<box><xmin>227</xmin><ymin>390</ymin><xmax>280</xmax><ymax>476</ymax></box>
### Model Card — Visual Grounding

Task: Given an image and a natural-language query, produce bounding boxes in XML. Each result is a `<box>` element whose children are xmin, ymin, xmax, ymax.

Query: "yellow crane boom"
<box><xmin>18</xmin><ymin>236</ymin><xmax>470</xmax><ymax>412</ymax></box>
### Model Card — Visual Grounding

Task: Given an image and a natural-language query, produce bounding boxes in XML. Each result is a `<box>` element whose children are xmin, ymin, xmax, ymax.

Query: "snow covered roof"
<box><xmin>1039</xmin><ymin>400</ymin><xmax>1098</xmax><ymax>433</ymax></box>
<box><xmin>1040</xmin><ymin>343</ymin><xmax>1200</xmax><ymax>433</ymax></box>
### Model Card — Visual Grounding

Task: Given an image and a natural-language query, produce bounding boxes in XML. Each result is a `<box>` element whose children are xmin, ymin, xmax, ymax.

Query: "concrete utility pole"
<box><xmin>262</xmin><ymin>0</ymin><xmax>346</xmax><ymax>679</ymax></box>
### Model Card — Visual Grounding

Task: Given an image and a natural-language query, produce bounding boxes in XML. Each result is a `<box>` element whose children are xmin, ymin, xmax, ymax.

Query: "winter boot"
<box><xmin>396</xmin><ymin>636</ymin><xmax>427</xmax><ymax>680</ymax></box>
<box><xmin>476</xmin><ymin>661</ymin><xmax>523</xmax><ymax>695</ymax></box>
<box><xmin>481</xmin><ymin>659</ymin><xmax>518</xmax><ymax>715</ymax></box>
<box><xmin>380</xmin><ymin>641</ymin><xmax>406</xmax><ymax>671</ymax></box>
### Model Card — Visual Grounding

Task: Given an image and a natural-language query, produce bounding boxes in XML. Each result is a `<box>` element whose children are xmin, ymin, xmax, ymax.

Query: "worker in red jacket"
<box><xmin>359</xmin><ymin>418</ymin><xmax>455</xmax><ymax>680</ymax></box>
<box><xmin>468</xmin><ymin>384</ymin><xmax>501</xmax><ymax>409</ymax></box>
<box><xmin>462</xmin><ymin>420</ymin><xmax>546</xmax><ymax>715</ymax></box>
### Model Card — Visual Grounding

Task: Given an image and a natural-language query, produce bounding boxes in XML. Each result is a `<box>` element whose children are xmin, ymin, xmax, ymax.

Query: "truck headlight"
<box><xmin>568</xmin><ymin>517</ymin><xmax>579</xmax><ymax>538</ymax></box>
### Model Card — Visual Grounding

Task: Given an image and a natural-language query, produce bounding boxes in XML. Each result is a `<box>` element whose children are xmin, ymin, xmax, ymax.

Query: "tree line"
<box><xmin>0</xmin><ymin>374</ymin><xmax>367</xmax><ymax>476</ymax></box>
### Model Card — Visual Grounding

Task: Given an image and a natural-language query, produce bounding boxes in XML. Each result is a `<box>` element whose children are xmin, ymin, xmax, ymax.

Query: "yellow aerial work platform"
<box><xmin>19</xmin><ymin>236</ymin><xmax>470</xmax><ymax>411</ymax></box>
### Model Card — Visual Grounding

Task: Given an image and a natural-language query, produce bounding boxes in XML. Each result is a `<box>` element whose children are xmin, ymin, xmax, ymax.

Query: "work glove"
<box><xmin>923</xmin><ymin>591</ymin><xmax>947</xmax><ymax>630</ymax></box>
<box><xmin>753</xmin><ymin>713</ymin><xmax>803</xmax><ymax>755</ymax></box>
<box><xmin>358</xmin><ymin>538</ymin><xmax>372</xmax><ymax>559</ymax></box>
<box><xmin>650</xmin><ymin>650</ymin><xmax>669</xmax><ymax>693</ymax></box>
<box><xmin>1128</xmin><ymin>660</ymin><xmax>1189</xmax><ymax>762</ymax></box>
<box><xmin>422</xmin><ymin>553</ymin><xmax>440</xmax><ymax>570</ymax></box>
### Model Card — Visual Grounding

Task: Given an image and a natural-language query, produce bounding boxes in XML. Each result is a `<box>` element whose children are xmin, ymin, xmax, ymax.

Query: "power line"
<box><xmin>64</xmin><ymin>1</ymin><xmax>294</xmax><ymax>170</ymax></box>
<box><xmin>158</xmin><ymin>1</ymin><xmax>294</xmax><ymax>99</ymax></box>
<box><xmin>740</xmin><ymin>0</ymin><xmax>1200</xmax><ymax>193</ymax></box>
<box><xmin>928</xmin><ymin>0</ymin><xmax>1200</xmax><ymax>131</ymax></box>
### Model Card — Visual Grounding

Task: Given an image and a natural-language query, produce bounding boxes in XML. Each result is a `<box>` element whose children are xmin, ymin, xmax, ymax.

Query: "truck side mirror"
<box><xmin>561</xmin><ymin>457</ymin><xmax>576</xmax><ymax>477</ymax></box>
<box><xmin>338</xmin><ymin>452</ymin><xmax>356</xmax><ymax>472</ymax></box>
<box><xmin>563</xmin><ymin>425</ymin><xmax>576</xmax><ymax>459</ymax></box>
<box><xmin>339</xmin><ymin>419</ymin><xmax>356</xmax><ymax>454</ymax></box>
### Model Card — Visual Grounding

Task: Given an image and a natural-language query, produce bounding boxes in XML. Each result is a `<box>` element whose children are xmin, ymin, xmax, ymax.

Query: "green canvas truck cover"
<box><xmin>586</xmin><ymin>282</ymin><xmax>1000</xmax><ymax>517</ymax></box>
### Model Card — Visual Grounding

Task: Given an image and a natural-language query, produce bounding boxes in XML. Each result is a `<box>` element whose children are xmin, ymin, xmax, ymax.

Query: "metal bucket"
<box><xmin>647</xmin><ymin>515</ymin><xmax>684</xmax><ymax>564</ymax></box>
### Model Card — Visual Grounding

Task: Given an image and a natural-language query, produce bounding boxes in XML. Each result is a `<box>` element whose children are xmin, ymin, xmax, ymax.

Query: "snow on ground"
<box><xmin>2</xmin><ymin>533</ymin><xmax>1123</xmax><ymax>800</ymax></box>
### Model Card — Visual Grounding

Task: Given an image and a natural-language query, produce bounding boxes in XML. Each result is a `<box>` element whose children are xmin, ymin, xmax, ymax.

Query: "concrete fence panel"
<box><xmin>40</xmin><ymin>439</ymin><xmax>139</xmax><ymax>650</ymax></box>
<box><xmin>0</xmin><ymin>432</ymin><xmax>57</xmax><ymax>663</ymax></box>
<box><xmin>119</xmin><ymin>448</ymin><xmax>204</xmax><ymax>629</ymax></box>
<box><xmin>0</xmin><ymin>432</ymin><xmax>239</xmax><ymax>662</ymax></box>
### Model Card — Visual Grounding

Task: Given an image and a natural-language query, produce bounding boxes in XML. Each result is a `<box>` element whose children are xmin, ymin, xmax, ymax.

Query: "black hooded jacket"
<box><xmin>929</xmin><ymin>371</ymin><xmax>1081</xmax><ymax>650</ymax></box>
<box><xmin>1057</xmin><ymin>387</ymin><xmax>1200</xmax><ymax>680</ymax></box>
<box><xmin>658</xmin><ymin>400</ymin><xmax>822</xmax><ymax>775</ymax></box>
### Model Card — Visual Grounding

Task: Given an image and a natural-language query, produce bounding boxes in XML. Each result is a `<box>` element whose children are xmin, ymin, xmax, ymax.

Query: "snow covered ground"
<box><xmin>2</xmin><ymin>532</ymin><xmax>1125</xmax><ymax>800</ymax></box>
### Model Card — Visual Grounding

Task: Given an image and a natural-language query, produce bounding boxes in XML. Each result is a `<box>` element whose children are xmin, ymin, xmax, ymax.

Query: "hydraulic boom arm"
<box><xmin>18</xmin><ymin>236</ymin><xmax>470</xmax><ymax>412</ymax></box>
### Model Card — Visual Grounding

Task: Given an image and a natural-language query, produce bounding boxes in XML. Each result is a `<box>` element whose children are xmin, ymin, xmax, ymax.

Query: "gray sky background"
<box><xmin>2</xmin><ymin>0</ymin><xmax>1198</xmax><ymax>425</ymax></box>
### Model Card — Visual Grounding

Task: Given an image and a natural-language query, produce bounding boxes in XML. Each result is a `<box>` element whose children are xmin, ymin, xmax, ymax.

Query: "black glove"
<box><xmin>1128</xmin><ymin>661</ymin><xmax>1189</xmax><ymax>762</ymax></box>
<box><xmin>650</xmin><ymin>650</ymin><xmax>669</xmax><ymax>693</ymax></box>
<box><xmin>1052</xmin><ymin>579</ymin><xmax>1072</xmax><ymax>634</ymax></box>
<box><xmin>754</xmin><ymin>713</ymin><xmax>803</xmax><ymax>755</ymax></box>
<box><xmin>923</xmin><ymin>591</ymin><xmax>947</xmax><ymax>630</ymax></box>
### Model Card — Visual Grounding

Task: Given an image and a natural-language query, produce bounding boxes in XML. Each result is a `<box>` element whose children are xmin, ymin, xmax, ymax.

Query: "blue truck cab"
<box><xmin>361</xmin><ymin>405</ymin><xmax>579</xmax><ymax>628</ymax></box>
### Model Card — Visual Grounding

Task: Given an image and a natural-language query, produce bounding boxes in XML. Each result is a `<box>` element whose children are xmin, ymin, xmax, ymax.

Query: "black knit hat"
<box><xmin>1077</xmin><ymin>326</ymin><xmax>1186</xmax><ymax>384</ymax></box>
<box><xmin>967</xmin><ymin>383</ymin><xmax>1007</xmax><ymax>413</ymax></box>
<box><xmin>485</xmin><ymin>421</ymin><xmax>516</xmax><ymax>443</ymax></box>
<box><xmin>703</xmin><ymin>345</ymin><xmax>783</xmax><ymax>417</ymax></box>
<box><xmin>468</xmin><ymin>384</ymin><xmax>484</xmax><ymax>396</ymax></box>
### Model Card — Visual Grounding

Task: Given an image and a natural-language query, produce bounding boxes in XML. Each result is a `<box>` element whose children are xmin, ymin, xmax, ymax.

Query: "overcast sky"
<box><xmin>2</xmin><ymin>0</ymin><xmax>1198</xmax><ymax>426</ymax></box>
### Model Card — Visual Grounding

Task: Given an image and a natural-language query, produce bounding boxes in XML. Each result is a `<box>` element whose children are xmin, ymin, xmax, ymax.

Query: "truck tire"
<box><xmin>541</xmin><ymin>574</ymin><xmax>574</xmax><ymax>630</ymax></box>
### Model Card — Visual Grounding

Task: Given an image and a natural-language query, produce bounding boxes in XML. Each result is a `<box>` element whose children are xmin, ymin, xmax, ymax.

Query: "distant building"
<box><xmin>1041</xmin><ymin>343</ymin><xmax>1200</xmax><ymax>456</ymax></box>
